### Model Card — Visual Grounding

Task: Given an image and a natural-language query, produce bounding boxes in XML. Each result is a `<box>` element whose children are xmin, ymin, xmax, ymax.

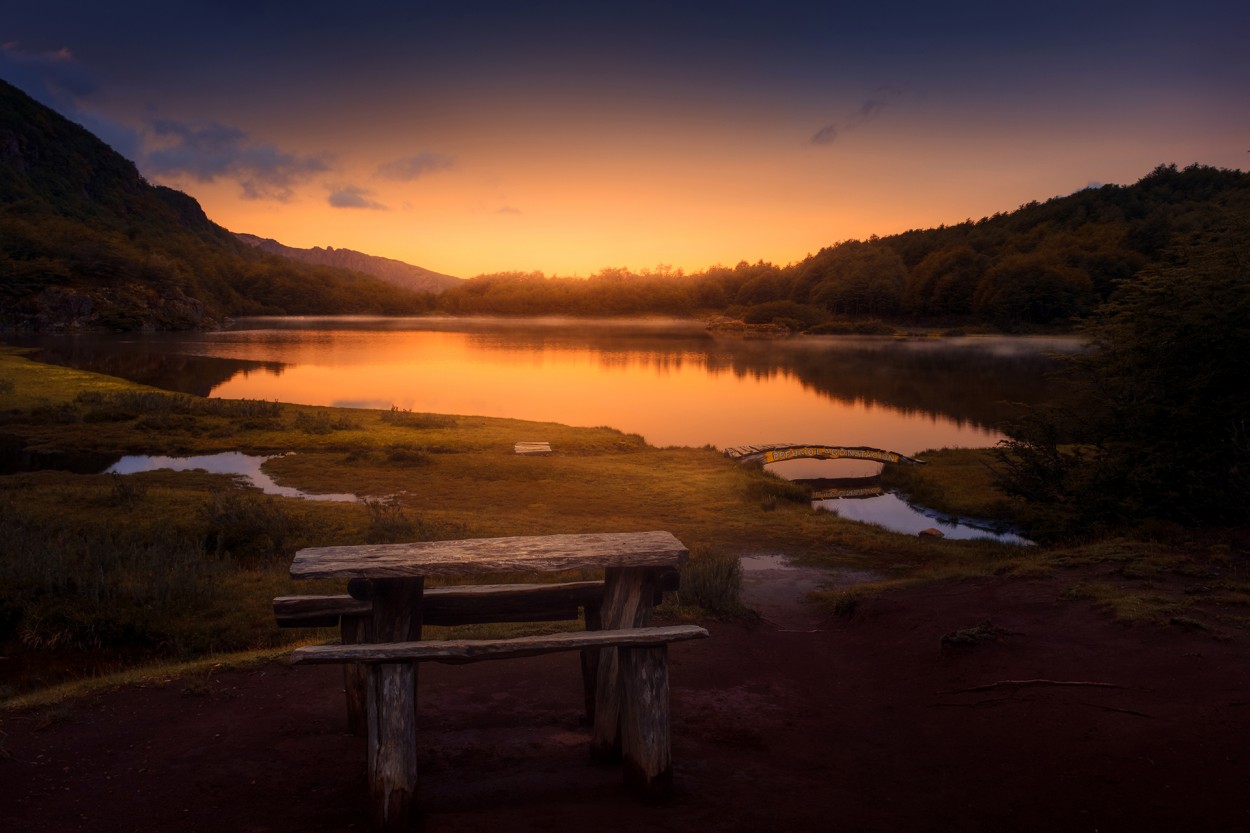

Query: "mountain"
<box><xmin>0</xmin><ymin>78</ymin><xmax>432</xmax><ymax>332</ymax></box>
<box><xmin>234</xmin><ymin>233</ymin><xmax>461</xmax><ymax>294</ymax></box>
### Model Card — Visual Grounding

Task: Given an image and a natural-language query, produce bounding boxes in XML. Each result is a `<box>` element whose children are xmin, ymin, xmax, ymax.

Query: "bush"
<box><xmin>677</xmin><ymin>545</ymin><xmax>744</xmax><ymax>615</ymax></box>
<box><xmin>199</xmin><ymin>490</ymin><xmax>297</xmax><ymax>562</ymax></box>
<box><xmin>380</xmin><ymin>406</ymin><xmax>455</xmax><ymax>429</ymax></box>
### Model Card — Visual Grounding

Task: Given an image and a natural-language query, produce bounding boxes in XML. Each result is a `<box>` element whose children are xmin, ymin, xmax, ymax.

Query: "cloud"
<box><xmin>496</xmin><ymin>205</ymin><xmax>522</xmax><ymax>215</ymax></box>
<box><xmin>376</xmin><ymin>151</ymin><xmax>455</xmax><ymax>181</ymax></box>
<box><xmin>142</xmin><ymin>119</ymin><xmax>330</xmax><ymax>200</ymax></box>
<box><xmin>811</xmin><ymin>85</ymin><xmax>910</xmax><ymax>146</ymax></box>
<box><xmin>328</xmin><ymin>185</ymin><xmax>388</xmax><ymax>210</ymax></box>
<box><xmin>0</xmin><ymin>43</ymin><xmax>142</xmax><ymax>159</ymax></box>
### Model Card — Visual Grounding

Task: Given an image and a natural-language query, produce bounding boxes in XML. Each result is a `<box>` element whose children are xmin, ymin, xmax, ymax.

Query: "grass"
<box><xmin>2</xmin><ymin>346</ymin><xmax>1246</xmax><ymax>701</ymax></box>
<box><xmin>879</xmin><ymin>446</ymin><xmax>1022</xmax><ymax>522</ymax></box>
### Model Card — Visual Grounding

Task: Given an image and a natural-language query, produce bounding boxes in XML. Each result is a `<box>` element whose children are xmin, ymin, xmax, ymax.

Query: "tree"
<box><xmin>994</xmin><ymin>246</ymin><xmax>1250</xmax><ymax>537</ymax></box>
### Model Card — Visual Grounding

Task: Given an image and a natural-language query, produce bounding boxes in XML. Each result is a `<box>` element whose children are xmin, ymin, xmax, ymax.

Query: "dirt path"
<box><xmin>4</xmin><ymin>571</ymin><xmax>1249</xmax><ymax>833</ymax></box>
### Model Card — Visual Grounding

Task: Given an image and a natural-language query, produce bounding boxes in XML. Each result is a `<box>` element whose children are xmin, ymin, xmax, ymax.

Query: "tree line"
<box><xmin>432</xmin><ymin>164</ymin><xmax>1250</xmax><ymax>331</ymax></box>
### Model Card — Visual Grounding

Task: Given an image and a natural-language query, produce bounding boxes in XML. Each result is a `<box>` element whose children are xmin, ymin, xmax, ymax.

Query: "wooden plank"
<box><xmin>290</xmin><ymin>625</ymin><xmax>709</xmax><ymax>665</ymax></box>
<box><xmin>274</xmin><ymin>594</ymin><xmax>371</xmax><ymax>625</ymax></box>
<box><xmin>291</xmin><ymin>531</ymin><xmax>688</xmax><ymax>579</ymax></box>
<box><xmin>275</xmin><ymin>581</ymin><xmax>609</xmax><ymax>627</ymax></box>
<box><xmin>514</xmin><ymin>441</ymin><xmax>552</xmax><ymax>455</ymax></box>
<box><xmin>620</xmin><ymin>644</ymin><xmax>673</xmax><ymax>803</ymax></box>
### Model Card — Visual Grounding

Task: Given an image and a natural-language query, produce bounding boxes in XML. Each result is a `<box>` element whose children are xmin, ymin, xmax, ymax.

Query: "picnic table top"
<box><xmin>290</xmin><ymin>530</ymin><xmax>689</xmax><ymax>580</ymax></box>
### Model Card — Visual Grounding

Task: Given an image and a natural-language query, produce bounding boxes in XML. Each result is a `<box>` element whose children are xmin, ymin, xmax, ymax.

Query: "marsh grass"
<box><xmin>292</xmin><ymin>409</ymin><xmax>359</xmax><ymax>434</ymax></box>
<box><xmin>668</xmin><ymin>545</ymin><xmax>746</xmax><ymax>616</ymax></box>
<box><xmin>881</xmin><ymin>447</ymin><xmax>1022</xmax><ymax>521</ymax></box>
<box><xmin>380</xmin><ymin>406</ymin><xmax>457</xmax><ymax>429</ymax></box>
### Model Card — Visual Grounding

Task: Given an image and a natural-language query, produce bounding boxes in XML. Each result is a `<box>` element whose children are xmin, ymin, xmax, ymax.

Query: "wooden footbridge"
<box><xmin>723</xmin><ymin>444</ymin><xmax>926</xmax><ymax>466</ymax></box>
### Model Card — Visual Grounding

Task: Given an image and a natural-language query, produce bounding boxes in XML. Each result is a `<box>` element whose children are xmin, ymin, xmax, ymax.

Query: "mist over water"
<box><xmin>14</xmin><ymin>317</ymin><xmax>1078</xmax><ymax>454</ymax></box>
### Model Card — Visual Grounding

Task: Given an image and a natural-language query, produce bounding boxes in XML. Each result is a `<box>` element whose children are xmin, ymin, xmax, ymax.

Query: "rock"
<box><xmin>919</xmin><ymin>528</ymin><xmax>945</xmax><ymax>538</ymax></box>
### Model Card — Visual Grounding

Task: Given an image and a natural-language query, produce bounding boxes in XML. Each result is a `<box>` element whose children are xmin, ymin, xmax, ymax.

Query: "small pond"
<box><xmin>814</xmin><ymin>492</ymin><xmax>1032</xmax><ymax>545</ymax></box>
<box><xmin>105</xmin><ymin>452</ymin><xmax>360</xmax><ymax>502</ymax></box>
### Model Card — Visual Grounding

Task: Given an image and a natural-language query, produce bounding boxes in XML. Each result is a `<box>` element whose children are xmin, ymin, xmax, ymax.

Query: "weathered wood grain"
<box><xmin>620</xmin><ymin>645</ymin><xmax>673</xmax><ymax>803</ymax></box>
<box><xmin>514</xmin><ymin>441</ymin><xmax>552</xmax><ymax>455</ymax></box>
<box><xmin>290</xmin><ymin>531</ymin><xmax>688</xmax><ymax>579</ymax></box>
<box><xmin>591</xmin><ymin>568</ymin><xmax>660</xmax><ymax>762</ymax></box>
<box><xmin>342</xmin><ymin>614</ymin><xmax>370</xmax><ymax>736</ymax></box>
<box><xmin>290</xmin><ymin>625</ymin><xmax>708</xmax><ymax>665</ymax></box>
<box><xmin>366</xmin><ymin>578</ymin><xmax>423</xmax><ymax>830</ymax></box>
<box><xmin>367</xmin><ymin>662</ymin><xmax>416</xmax><ymax>832</ymax></box>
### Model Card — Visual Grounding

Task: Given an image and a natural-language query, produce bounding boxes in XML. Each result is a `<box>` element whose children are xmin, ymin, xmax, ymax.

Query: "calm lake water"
<box><xmin>12</xmin><ymin>317</ymin><xmax>1081</xmax><ymax>540</ymax></box>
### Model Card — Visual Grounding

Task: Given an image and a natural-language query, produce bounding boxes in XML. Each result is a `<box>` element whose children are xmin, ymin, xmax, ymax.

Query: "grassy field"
<box><xmin>1</xmin><ymin>346</ymin><xmax>1245</xmax><ymax>704</ymax></box>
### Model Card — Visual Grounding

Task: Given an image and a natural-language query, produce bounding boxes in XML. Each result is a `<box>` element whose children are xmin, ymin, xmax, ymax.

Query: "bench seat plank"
<box><xmin>291</xmin><ymin>625</ymin><xmax>708</xmax><ymax>665</ymax></box>
<box><xmin>274</xmin><ymin>581</ymin><xmax>610</xmax><ymax>628</ymax></box>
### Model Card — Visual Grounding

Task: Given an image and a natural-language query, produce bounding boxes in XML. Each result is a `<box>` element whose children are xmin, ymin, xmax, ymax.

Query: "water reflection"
<box><xmin>4</xmin><ymin>317</ymin><xmax>1079</xmax><ymax>453</ymax></box>
<box><xmin>814</xmin><ymin>493</ymin><xmax>1032</xmax><ymax>545</ymax></box>
<box><xmin>106</xmin><ymin>452</ymin><xmax>359</xmax><ymax>502</ymax></box>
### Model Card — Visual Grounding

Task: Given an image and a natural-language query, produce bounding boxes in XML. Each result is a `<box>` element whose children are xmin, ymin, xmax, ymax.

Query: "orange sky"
<box><xmin>5</xmin><ymin>2</ymin><xmax>1248</xmax><ymax>278</ymax></box>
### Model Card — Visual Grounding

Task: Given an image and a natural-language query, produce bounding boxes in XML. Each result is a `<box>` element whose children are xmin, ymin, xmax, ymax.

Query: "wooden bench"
<box><xmin>275</xmin><ymin>577</ymin><xmax>677</xmax><ymax>733</ymax></box>
<box><xmin>291</xmin><ymin>624</ymin><xmax>709</xmax><ymax>803</ymax></box>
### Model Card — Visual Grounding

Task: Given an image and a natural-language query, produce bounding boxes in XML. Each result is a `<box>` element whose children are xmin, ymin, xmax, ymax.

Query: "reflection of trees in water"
<box><xmin>8</xmin><ymin>325</ymin><xmax>1070</xmax><ymax>430</ymax></box>
<box><xmin>714</xmin><ymin>339</ymin><xmax>1069</xmax><ymax>430</ymax></box>
<box><xmin>12</xmin><ymin>336</ymin><xmax>284</xmax><ymax>397</ymax></box>
<box><xmin>463</xmin><ymin>327</ymin><xmax>1070</xmax><ymax>430</ymax></box>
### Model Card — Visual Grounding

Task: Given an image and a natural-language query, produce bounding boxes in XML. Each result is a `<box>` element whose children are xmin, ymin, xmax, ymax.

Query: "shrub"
<box><xmin>677</xmin><ymin>545</ymin><xmax>744</xmax><ymax>615</ymax></box>
<box><xmin>380</xmin><ymin>406</ymin><xmax>455</xmax><ymax>429</ymax></box>
<box><xmin>199</xmin><ymin>490</ymin><xmax>297</xmax><ymax>562</ymax></box>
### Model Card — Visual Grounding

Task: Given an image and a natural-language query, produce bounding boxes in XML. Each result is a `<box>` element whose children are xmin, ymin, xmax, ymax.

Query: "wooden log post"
<box><xmin>619</xmin><ymin>644</ymin><xmax>673</xmax><ymax>803</ymax></box>
<box><xmin>580</xmin><ymin>603</ymin><xmax>603</xmax><ymax>722</ymax></box>
<box><xmin>591</xmin><ymin>567</ymin><xmax>658</xmax><ymax>762</ymax></box>
<box><xmin>341</xmin><ymin>614</ymin><xmax>370</xmax><ymax>736</ymax></box>
<box><xmin>364</xmin><ymin>578</ymin><xmax>424</xmax><ymax>832</ymax></box>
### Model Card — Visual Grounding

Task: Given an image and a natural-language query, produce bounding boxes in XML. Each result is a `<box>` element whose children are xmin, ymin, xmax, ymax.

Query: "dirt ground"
<box><xmin>4</xmin><ymin>571</ymin><xmax>1249</xmax><ymax>833</ymax></box>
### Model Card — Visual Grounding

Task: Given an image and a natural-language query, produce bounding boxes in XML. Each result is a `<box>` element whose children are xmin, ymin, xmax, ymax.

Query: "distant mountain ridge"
<box><xmin>234</xmin><ymin>233</ymin><xmax>461</xmax><ymax>294</ymax></box>
<box><xmin>0</xmin><ymin>78</ymin><xmax>434</xmax><ymax>331</ymax></box>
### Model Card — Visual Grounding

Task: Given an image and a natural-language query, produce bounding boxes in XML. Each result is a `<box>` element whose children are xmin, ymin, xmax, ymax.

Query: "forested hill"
<box><xmin>0</xmin><ymin>79</ymin><xmax>432</xmax><ymax>332</ymax></box>
<box><xmin>234</xmin><ymin>233</ymin><xmax>462</xmax><ymax>294</ymax></box>
<box><xmin>433</xmin><ymin>163</ymin><xmax>1250</xmax><ymax>329</ymax></box>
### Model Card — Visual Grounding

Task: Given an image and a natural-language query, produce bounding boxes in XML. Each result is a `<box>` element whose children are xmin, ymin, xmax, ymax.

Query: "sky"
<box><xmin>3</xmin><ymin>1</ymin><xmax>1249</xmax><ymax>278</ymax></box>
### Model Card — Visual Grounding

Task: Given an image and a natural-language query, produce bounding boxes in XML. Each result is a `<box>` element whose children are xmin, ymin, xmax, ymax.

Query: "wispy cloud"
<box><xmin>811</xmin><ymin>86</ymin><xmax>911</xmax><ymax>146</ymax></box>
<box><xmin>0</xmin><ymin>43</ymin><xmax>141</xmax><ymax>159</ymax></box>
<box><xmin>328</xmin><ymin>185</ymin><xmax>387</xmax><ymax>210</ymax></box>
<box><xmin>376</xmin><ymin>151</ymin><xmax>455</xmax><ymax>181</ymax></box>
<box><xmin>143</xmin><ymin>119</ymin><xmax>329</xmax><ymax>200</ymax></box>
<box><xmin>496</xmin><ymin>205</ymin><xmax>522</xmax><ymax>215</ymax></box>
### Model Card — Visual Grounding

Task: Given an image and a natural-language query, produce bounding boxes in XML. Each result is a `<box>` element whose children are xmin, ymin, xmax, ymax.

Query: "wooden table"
<box><xmin>290</xmin><ymin>530</ymin><xmax>690</xmax><ymax>828</ymax></box>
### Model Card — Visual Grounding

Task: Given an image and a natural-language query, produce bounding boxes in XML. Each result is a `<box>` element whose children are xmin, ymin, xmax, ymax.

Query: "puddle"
<box><xmin>105</xmin><ymin>452</ymin><xmax>360</xmax><ymax>502</ymax></box>
<box><xmin>739</xmin><ymin>553</ymin><xmax>881</xmax><ymax>633</ymax></box>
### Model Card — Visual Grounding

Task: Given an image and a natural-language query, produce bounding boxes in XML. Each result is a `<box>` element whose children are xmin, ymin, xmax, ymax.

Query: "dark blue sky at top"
<box><xmin>7</xmin><ymin>1</ymin><xmax>1247</xmax><ymax>106</ymax></box>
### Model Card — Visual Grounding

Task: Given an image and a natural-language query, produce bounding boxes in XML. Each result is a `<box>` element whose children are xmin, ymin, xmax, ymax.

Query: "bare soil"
<box><xmin>4</xmin><ymin>572</ymin><xmax>1249</xmax><ymax>833</ymax></box>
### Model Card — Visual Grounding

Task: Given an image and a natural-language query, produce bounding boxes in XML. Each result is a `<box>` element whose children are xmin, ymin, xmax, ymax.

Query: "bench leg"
<box><xmin>342</xmin><ymin>615</ymin><xmax>371</xmax><ymax>736</ymax></box>
<box><xmin>591</xmin><ymin>567</ymin><xmax>658</xmax><ymax>761</ymax></box>
<box><xmin>579</xmin><ymin>604</ymin><xmax>602</xmax><ymax>721</ymax></box>
<box><xmin>619</xmin><ymin>645</ymin><xmax>673</xmax><ymax>803</ymax></box>
<box><xmin>367</xmin><ymin>663</ymin><xmax>417</xmax><ymax>832</ymax></box>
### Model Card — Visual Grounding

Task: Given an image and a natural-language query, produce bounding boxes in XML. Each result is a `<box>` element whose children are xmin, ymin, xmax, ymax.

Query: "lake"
<box><xmin>11</xmin><ymin>317</ymin><xmax>1081</xmax><ymax>540</ymax></box>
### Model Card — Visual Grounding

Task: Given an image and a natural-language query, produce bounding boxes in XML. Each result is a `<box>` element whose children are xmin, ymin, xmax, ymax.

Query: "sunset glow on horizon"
<box><xmin>5</xmin><ymin>1</ymin><xmax>1247</xmax><ymax>278</ymax></box>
